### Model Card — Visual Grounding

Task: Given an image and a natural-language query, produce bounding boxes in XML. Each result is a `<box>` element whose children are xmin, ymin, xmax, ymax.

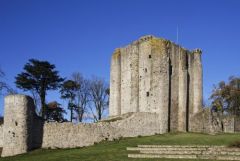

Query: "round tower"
<box><xmin>1</xmin><ymin>95</ymin><xmax>35</xmax><ymax>157</ymax></box>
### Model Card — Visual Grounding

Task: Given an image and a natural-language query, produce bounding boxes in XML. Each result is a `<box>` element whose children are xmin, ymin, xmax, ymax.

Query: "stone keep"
<box><xmin>109</xmin><ymin>35</ymin><xmax>203</xmax><ymax>133</ymax></box>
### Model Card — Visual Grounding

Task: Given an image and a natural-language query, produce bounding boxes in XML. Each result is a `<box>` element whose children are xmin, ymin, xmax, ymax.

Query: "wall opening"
<box><xmin>186</xmin><ymin>54</ymin><xmax>190</xmax><ymax>132</ymax></box>
<box><xmin>146</xmin><ymin>92</ymin><xmax>150</xmax><ymax>97</ymax></box>
<box><xmin>149</xmin><ymin>55</ymin><xmax>152</xmax><ymax>59</ymax></box>
<box><xmin>168</xmin><ymin>59</ymin><xmax>172</xmax><ymax>132</ymax></box>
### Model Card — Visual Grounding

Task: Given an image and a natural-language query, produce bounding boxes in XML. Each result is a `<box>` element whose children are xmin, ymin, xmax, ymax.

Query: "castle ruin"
<box><xmin>0</xmin><ymin>35</ymin><xmax>239</xmax><ymax>157</ymax></box>
<box><xmin>110</xmin><ymin>35</ymin><xmax>202</xmax><ymax>132</ymax></box>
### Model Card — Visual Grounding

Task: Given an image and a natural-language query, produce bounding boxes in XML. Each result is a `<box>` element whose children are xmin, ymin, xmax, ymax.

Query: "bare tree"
<box><xmin>0</xmin><ymin>68</ymin><xmax>16</xmax><ymax>95</ymax></box>
<box><xmin>0</xmin><ymin>69</ymin><xmax>6</xmax><ymax>94</ymax></box>
<box><xmin>89</xmin><ymin>77</ymin><xmax>109</xmax><ymax>122</ymax></box>
<box><xmin>72</xmin><ymin>72</ymin><xmax>90</xmax><ymax>122</ymax></box>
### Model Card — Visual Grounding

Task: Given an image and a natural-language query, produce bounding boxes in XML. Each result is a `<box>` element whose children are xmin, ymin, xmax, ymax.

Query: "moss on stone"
<box><xmin>112</xmin><ymin>48</ymin><xmax>121</xmax><ymax>59</ymax></box>
<box><xmin>100</xmin><ymin>116</ymin><xmax>123</xmax><ymax>122</ymax></box>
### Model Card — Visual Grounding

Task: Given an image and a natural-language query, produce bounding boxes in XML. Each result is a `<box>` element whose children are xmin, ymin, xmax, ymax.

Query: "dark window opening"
<box><xmin>168</xmin><ymin>59</ymin><xmax>172</xmax><ymax>132</ymax></box>
<box><xmin>185</xmin><ymin>54</ymin><xmax>189</xmax><ymax>69</ymax></box>
<box><xmin>186</xmin><ymin>73</ymin><xmax>190</xmax><ymax>132</ymax></box>
<box><xmin>169</xmin><ymin>65</ymin><xmax>173</xmax><ymax>76</ymax></box>
<box><xmin>149</xmin><ymin>55</ymin><xmax>152</xmax><ymax>58</ymax></box>
<box><xmin>146</xmin><ymin>92</ymin><xmax>150</xmax><ymax>97</ymax></box>
<box><xmin>15</xmin><ymin>121</ymin><xmax>18</xmax><ymax>126</ymax></box>
<box><xmin>145</xmin><ymin>68</ymin><xmax>147</xmax><ymax>73</ymax></box>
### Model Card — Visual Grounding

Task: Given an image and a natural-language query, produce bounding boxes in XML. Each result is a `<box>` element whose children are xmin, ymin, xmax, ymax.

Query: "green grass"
<box><xmin>0</xmin><ymin>133</ymin><xmax>240</xmax><ymax>161</ymax></box>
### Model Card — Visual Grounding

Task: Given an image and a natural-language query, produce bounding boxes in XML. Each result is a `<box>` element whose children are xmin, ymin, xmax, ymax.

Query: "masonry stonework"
<box><xmin>110</xmin><ymin>35</ymin><xmax>203</xmax><ymax>132</ymax></box>
<box><xmin>0</xmin><ymin>125</ymin><xmax>3</xmax><ymax>147</ymax></box>
<box><xmin>1</xmin><ymin>95</ymin><xmax>36</xmax><ymax>157</ymax></box>
<box><xmin>0</xmin><ymin>36</ymin><xmax>239</xmax><ymax>158</ymax></box>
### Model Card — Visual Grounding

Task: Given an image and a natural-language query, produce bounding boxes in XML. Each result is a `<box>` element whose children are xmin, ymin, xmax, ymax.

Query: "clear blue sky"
<box><xmin>0</xmin><ymin>0</ymin><xmax>240</xmax><ymax>116</ymax></box>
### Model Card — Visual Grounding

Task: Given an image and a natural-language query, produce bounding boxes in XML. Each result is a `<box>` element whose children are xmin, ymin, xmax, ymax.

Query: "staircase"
<box><xmin>127</xmin><ymin>145</ymin><xmax>240</xmax><ymax>160</ymax></box>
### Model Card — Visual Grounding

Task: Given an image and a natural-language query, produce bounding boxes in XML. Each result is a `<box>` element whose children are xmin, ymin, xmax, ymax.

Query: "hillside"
<box><xmin>0</xmin><ymin>133</ymin><xmax>240</xmax><ymax>161</ymax></box>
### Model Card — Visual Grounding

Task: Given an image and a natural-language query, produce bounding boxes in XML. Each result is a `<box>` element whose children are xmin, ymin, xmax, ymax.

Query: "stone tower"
<box><xmin>1</xmin><ymin>95</ymin><xmax>35</xmax><ymax>157</ymax></box>
<box><xmin>109</xmin><ymin>35</ymin><xmax>203</xmax><ymax>133</ymax></box>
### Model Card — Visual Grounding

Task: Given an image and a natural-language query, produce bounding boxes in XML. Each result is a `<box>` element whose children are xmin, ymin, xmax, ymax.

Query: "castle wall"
<box><xmin>41</xmin><ymin>112</ymin><xmax>161</xmax><ymax>149</ymax></box>
<box><xmin>1</xmin><ymin>94</ymin><xmax>163</xmax><ymax>157</ymax></box>
<box><xmin>110</xmin><ymin>35</ymin><xmax>203</xmax><ymax>133</ymax></box>
<box><xmin>154</xmin><ymin>40</ymin><xmax>170</xmax><ymax>133</ymax></box>
<box><xmin>192</xmin><ymin>50</ymin><xmax>203</xmax><ymax>114</ymax></box>
<box><xmin>0</xmin><ymin>125</ymin><xmax>3</xmax><ymax>147</ymax></box>
<box><xmin>169</xmin><ymin>44</ymin><xmax>179</xmax><ymax>131</ymax></box>
<box><xmin>1</xmin><ymin>95</ymin><xmax>35</xmax><ymax>157</ymax></box>
<box><xmin>235</xmin><ymin>117</ymin><xmax>240</xmax><ymax>132</ymax></box>
<box><xmin>188</xmin><ymin>52</ymin><xmax>194</xmax><ymax>130</ymax></box>
<box><xmin>190</xmin><ymin>109</ymin><xmax>236</xmax><ymax>134</ymax></box>
<box><xmin>139</xmin><ymin>39</ymin><xmax>152</xmax><ymax>112</ymax></box>
<box><xmin>178</xmin><ymin>48</ymin><xmax>188</xmax><ymax>132</ymax></box>
<box><xmin>1</xmin><ymin>36</ymin><xmax>206</xmax><ymax>157</ymax></box>
<box><xmin>109</xmin><ymin>49</ymin><xmax>121</xmax><ymax>116</ymax></box>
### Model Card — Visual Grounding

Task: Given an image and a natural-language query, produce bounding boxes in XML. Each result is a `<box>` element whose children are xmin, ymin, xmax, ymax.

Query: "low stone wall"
<box><xmin>190</xmin><ymin>109</ymin><xmax>236</xmax><ymax>134</ymax></box>
<box><xmin>235</xmin><ymin>117</ymin><xmax>240</xmax><ymax>132</ymax></box>
<box><xmin>0</xmin><ymin>125</ymin><xmax>3</xmax><ymax>147</ymax></box>
<box><xmin>42</xmin><ymin>112</ymin><xmax>162</xmax><ymax>149</ymax></box>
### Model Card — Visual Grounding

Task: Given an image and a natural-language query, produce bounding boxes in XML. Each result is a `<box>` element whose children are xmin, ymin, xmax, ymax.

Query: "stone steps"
<box><xmin>127</xmin><ymin>147</ymin><xmax>208</xmax><ymax>151</ymax></box>
<box><xmin>138</xmin><ymin>145</ymin><xmax>225</xmax><ymax>148</ymax></box>
<box><xmin>139</xmin><ymin>150</ymin><xmax>240</xmax><ymax>155</ymax></box>
<box><xmin>128</xmin><ymin>154</ymin><xmax>240</xmax><ymax>160</ymax></box>
<box><xmin>128</xmin><ymin>147</ymin><xmax>240</xmax><ymax>152</ymax></box>
<box><xmin>127</xmin><ymin>145</ymin><xmax>240</xmax><ymax>160</ymax></box>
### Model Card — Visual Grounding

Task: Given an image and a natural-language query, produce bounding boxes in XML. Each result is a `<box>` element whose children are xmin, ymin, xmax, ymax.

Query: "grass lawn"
<box><xmin>0</xmin><ymin>133</ymin><xmax>240</xmax><ymax>161</ymax></box>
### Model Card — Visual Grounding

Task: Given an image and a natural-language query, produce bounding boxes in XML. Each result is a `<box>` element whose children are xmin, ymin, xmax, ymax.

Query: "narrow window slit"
<box><xmin>146</xmin><ymin>92</ymin><xmax>150</xmax><ymax>97</ymax></box>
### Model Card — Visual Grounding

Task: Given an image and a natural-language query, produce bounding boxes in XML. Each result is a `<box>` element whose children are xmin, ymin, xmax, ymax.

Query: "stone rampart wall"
<box><xmin>234</xmin><ymin>117</ymin><xmax>240</xmax><ymax>132</ymax></box>
<box><xmin>190</xmin><ymin>109</ymin><xmax>236</xmax><ymax>134</ymax></box>
<box><xmin>41</xmin><ymin>112</ymin><xmax>161</xmax><ymax>149</ymax></box>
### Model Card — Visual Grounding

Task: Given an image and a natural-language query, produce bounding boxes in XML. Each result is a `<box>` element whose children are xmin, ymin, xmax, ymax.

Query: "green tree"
<box><xmin>46</xmin><ymin>101</ymin><xmax>67</xmax><ymax>122</ymax></box>
<box><xmin>60</xmin><ymin>80</ymin><xmax>79</xmax><ymax>122</ymax></box>
<box><xmin>210</xmin><ymin>76</ymin><xmax>240</xmax><ymax>116</ymax></box>
<box><xmin>15</xmin><ymin>59</ymin><xmax>64</xmax><ymax>119</ymax></box>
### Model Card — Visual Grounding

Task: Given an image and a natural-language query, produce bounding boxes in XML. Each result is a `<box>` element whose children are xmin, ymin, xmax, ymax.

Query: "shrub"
<box><xmin>229</xmin><ymin>141</ymin><xmax>240</xmax><ymax>148</ymax></box>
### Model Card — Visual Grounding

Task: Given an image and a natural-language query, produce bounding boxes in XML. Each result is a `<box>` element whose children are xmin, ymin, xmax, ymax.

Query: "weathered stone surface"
<box><xmin>0</xmin><ymin>95</ymin><xmax>162</xmax><ymax>157</ymax></box>
<box><xmin>1</xmin><ymin>95</ymin><xmax>36</xmax><ymax>157</ymax></box>
<box><xmin>190</xmin><ymin>108</ymin><xmax>236</xmax><ymax>134</ymax></box>
<box><xmin>42</xmin><ymin>112</ymin><xmax>162</xmax><ymax>149</ymax></box>
<box><xmin>235</xmin><ymin>117</ymin><xmax>240</xmax><ymax>132</ymax></box>
<box><xmin>109</xmin><ymin>49</ymin><xmax>121</xmax><ymax>116</ymax></box>
<box><xmin>109</xmin><ymin>35</ymin><xmax>203</xmax><ymax>132</ymax></box>
<box><xmin>0</xmin><ymin>125</ymin><xmax>3</xmax><ymax>147</ymax></box>
<box><xmin>1</xmin><ymin>36</ymin><xmax>239</xmax><ymax>158</ymax></box>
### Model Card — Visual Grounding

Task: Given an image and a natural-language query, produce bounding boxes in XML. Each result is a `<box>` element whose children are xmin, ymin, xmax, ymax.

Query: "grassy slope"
<box><xmin>0</xmin><ymin>133</ymin><xmax>240</xmax><ymax>161</ymax></box>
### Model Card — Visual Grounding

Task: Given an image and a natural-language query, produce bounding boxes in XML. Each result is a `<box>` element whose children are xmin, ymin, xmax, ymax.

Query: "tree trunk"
<box><xmin>70</xmin><ymin>107</ymin><xmax>73</xmax><ymax>122</ymax></box>
<box><xmin>69</xmin><ymin>100</ymin><xmax>73</xmax><ymax>122</ymax></box>
<box><xmin>98</xmin><ymin>104</ymin><xmax>102</xmax><ymax>120</ymax></box>
<box><xmin>40</xmin><ymin>90</ymin><xmax>46</xmax><ymax>119</ymax></box>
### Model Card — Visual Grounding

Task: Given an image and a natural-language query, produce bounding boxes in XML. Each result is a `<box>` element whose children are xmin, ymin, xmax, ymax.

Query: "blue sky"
<box><xmin>0</xmin><ymin>0</ymin><xmax>240</xmax><ymax>116</ymax></box>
